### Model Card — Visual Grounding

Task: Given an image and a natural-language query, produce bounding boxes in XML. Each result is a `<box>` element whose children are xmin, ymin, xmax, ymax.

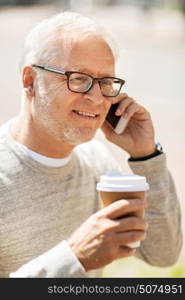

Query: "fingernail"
<box><xmin>115</xmin><ymin>109</ymin><xmax>121</xmax><ymax>116</ymax></box>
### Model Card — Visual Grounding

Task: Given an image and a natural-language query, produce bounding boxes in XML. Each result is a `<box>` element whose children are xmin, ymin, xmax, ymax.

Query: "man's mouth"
<box><xmin>72</xmin><ymin>110</ymin><xmax>99</xmax><ymax>118</ymax></box>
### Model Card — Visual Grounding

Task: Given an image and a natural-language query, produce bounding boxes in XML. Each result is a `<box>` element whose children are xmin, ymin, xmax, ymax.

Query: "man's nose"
<box><xmin>84</xmin><ymin>81</ymin><xmax>104</xmax><ymax>104</ymax></box>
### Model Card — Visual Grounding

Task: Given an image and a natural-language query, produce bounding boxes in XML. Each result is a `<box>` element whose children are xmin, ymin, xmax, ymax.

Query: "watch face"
<box><xmin>156</xmin><ymin>142</ymin><xmax>163</xmax><ymax>153</ymax></box>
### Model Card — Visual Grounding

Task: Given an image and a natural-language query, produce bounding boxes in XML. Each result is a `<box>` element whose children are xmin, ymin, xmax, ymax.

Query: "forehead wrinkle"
<box><xmin>62</xmin><ymin>35</ymin><xmax>115</xmax><ymax>75</ymax></box>
<box><xmin>66</xmin><ymin>67</ymin><xmax>115</xmax><ymax>78</ymax></box>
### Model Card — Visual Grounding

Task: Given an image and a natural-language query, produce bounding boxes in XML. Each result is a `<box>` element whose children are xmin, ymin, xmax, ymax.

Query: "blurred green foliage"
<box><xmin>103</xmin><ymin>257</ymin><xmax>185</xmax><ymax>278</ymax></box>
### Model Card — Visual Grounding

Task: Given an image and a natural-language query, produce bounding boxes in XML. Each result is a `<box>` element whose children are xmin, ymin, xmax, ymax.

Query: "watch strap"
<box><xmin>128</xmin><ymin>142</ymin><xmax>164</xmax><ymax>161</ymax></box>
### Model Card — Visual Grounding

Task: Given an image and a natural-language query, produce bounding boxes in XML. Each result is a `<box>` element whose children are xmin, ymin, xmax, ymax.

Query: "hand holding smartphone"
<box><xmin>106</xmin><ymin>103</ymin><xmax>129</xmax><ymax>134</ymax></box>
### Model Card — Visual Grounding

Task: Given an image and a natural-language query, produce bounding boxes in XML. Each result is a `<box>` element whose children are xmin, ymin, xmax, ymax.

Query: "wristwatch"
<box><xmin>129</xmin><ymin>142</ymin><xmax>164</xmax><ymax>161</ymax></box>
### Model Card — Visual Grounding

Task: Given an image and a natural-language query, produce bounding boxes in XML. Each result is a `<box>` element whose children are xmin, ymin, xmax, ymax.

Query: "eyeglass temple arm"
<box><xmin>32</xmin><ymin>64</ymin><xmax>66</xmax><ymax>75</ymax></box>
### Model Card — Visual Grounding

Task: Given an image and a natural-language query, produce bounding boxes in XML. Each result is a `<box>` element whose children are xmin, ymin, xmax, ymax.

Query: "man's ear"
<box><xmin>22</xmin><ymin>66</ymin><xmax>35</xmax><ymax>97</ymax></box>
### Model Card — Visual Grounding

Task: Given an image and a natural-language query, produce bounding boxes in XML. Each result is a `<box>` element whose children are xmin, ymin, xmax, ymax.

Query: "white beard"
<box><xmin>33</xmin><ymin>75</ymin><xmax>97</xmax><ymax>146</ymax></box>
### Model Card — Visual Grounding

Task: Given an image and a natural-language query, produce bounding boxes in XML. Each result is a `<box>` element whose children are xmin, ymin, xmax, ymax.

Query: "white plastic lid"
<box><xmin>96</xmin><ymin>170</ymin><xmax>149</xmax><ymax>192</ymax></box>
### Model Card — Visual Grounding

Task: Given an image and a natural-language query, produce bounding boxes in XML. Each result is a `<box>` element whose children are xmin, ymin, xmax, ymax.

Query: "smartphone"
<box><xmin>106</xmin><ymin>102</ymin><xmax>128</xmax><ymax>135</ymax></box>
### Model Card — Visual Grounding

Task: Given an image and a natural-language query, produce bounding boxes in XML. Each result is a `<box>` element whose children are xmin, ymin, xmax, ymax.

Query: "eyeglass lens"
<box><xmin>68</xmin><ymin>73</ymin><xmax>122</xmax><ymax>97</ymax></box>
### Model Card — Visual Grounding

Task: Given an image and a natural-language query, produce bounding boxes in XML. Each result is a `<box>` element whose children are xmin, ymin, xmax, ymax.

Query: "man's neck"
<box><xmin>10</xmin><ymin>115</ymin><xmax>74</xmax><ymax>158</ymax></box>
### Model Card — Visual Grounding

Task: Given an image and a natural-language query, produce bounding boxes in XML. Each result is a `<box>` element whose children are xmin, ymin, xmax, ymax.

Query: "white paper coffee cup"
<box><xmin>97</xmin><ymin>170</ymin><xmax>149</xmax><ymax>248</ymax></box>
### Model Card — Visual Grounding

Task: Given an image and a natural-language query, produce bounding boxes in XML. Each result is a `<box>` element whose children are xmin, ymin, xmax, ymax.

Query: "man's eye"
<box><xmin>70</xmin><ymin>75</ymin><xmax>87</xmax><ymax>83</ymax></box>
<box><xmin>75</xmin><ymin>76</ymin><xmax>84</xmax><ymax>81</ymax></box>
<box><xmin>102</xmin><ymin>79</ymin><xmax>113</xmax><ymax>86</ymax></box>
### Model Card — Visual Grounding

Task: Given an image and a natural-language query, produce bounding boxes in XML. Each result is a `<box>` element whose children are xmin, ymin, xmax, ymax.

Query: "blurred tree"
<box><xmin>15</xmin><ymin>0</ymin><xmax>37</xmax><ymax>4</ymax></box>
<box><xmin>0</xmin><ymin>0</ymin><xmax>52</xmax><ymax>5</ymax></box>
<box><xmin>180</xmin><ymin>0</ymin><xmax>185</xmax><ymax>13</ymax></box>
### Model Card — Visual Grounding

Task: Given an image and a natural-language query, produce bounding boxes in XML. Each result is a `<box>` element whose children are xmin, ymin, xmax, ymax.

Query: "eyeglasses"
<box><xmin>32</xmin><ymin>64</ymin><xmax>125</xmax><ymax>98</ymax></box>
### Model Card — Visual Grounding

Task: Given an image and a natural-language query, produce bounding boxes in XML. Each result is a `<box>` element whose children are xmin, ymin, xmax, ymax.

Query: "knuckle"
<box><xmin>90</xmin><ymin>215</ymin><xmax>104</xmax><ymax>231</ymax></box>
<box><xmin>129</xmin><ymin>217</ymin><xmax>148</xmax><ymax>230</ymax></box>
<box><xmin>130</xmin><ymin>230</ymin><xmax>143</xmax><ymax>240</ymax></box>
<box><xmin>101</xmin><ymin>219</ymin><xmax>118</xmax><ymax>234</ymax></box>
<box><xmin>129</xmin><ymin>231</ymin><xmax>137</xmax><ymax>240</ymax></box>
<box><xmin>100</xmin><ymin>221</ymin><xmax>111</xmax><ymax>234</ymax></box>
<box><xmin>118</xmin><ymin>199</ymin><xmax>129</xmax><ymax>207</ymax></box>
<box><xmin>126</xmin><ymin>97</ymin><xmax>135</xmax><ymax>104</ymax></box>
<box><xmin>107</xmin><ymin>243</ymin><xmax>118</xmax><ymax>260</ymax></box>
<box><xmin>90</xmin><ymin>213</ymin><xmax>100</xmax><ymax>224</ymax></box>
<box><xmin>106</xmin><ymin>233</ymin><xmax>116</xmax><ymax>245</ymax></box>
<box><xmin>110</xmin><ymin>199</ymin><xmax>128</xmax><ymax>212</ymax></box>
<box><xmin>103</xmin><ymin>234</ymin><xmax>117</xmax><ymax>257</ymax></box>
<box><xmin>94</xmin><ymin>216</ymin><xmax>118</xmax><ymax>235</ymax></box>
<box><xmin>130</xmin><ymin>216</ymin><xmax>139</xmax><ymax>228</ymax></box>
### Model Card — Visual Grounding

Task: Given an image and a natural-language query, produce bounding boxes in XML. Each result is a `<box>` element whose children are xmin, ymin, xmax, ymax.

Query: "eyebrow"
<box><xmin>71</xmin><ymin>67</ymin><xmax>115</xmax><ymax>78</ymax></box>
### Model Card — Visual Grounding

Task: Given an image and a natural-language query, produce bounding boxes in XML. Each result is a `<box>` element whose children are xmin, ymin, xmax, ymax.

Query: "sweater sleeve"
<box><xmin>9</xmin><ymin>240</ymin><xmax>87</xmax><ymax>278</ymax></box>
<box><xmin>128</xmin><ymin>153</ymin><xmax>183</xmax><ymax>266</ymax></box>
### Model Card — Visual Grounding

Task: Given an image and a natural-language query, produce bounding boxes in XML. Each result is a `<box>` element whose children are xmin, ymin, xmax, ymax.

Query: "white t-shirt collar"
<box><xmin>0</xmin><ymin>119</ymin><xmax>71</xmax><ymax>168</ymax></box>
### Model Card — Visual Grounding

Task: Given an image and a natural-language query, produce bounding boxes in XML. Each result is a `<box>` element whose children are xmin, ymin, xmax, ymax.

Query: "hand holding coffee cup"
<box><xmin>97</xmin><ymin>170</ymin><xmax>149</xmax><ymax>248</ymax></box>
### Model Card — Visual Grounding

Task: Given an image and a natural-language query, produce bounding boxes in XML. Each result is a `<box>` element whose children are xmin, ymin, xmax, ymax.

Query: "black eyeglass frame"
<box><xmin>32</xmin><ymin>64</ymin><xmax>125</xmax><ymax>98</ymax></box>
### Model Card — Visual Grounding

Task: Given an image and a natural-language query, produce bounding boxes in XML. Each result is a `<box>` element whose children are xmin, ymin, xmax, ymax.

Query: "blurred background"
<box><xmin>0</xmin><ymin>0</ymin><xmax>185</xmax><ymax>277</ymax></box>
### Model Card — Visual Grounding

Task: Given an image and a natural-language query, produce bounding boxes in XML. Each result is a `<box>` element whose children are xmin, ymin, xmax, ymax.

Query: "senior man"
<box><xmin>0</xmin><ymin>12</ymin><xmax>182</xmax><ymax>278</ymax></box>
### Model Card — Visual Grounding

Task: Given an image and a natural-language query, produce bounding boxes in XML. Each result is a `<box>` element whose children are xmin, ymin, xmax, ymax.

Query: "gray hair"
<box><xmin>21</xmin><ymin>11</ymin><xmax>118</xmax><ymax>69</ymax></box>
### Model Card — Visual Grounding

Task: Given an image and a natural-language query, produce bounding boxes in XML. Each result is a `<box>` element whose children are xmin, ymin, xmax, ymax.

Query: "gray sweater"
<box><xmin>0</xmin><ymin>131</ymin><xmax>183</xmax><ymax>277</ymax></box>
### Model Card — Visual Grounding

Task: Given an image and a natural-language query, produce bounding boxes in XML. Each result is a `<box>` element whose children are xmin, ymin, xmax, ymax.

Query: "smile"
<box><xmin>72</xmin><ymin>110</ymin><xmax>98</xmax><ymax>118</ymax></box>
